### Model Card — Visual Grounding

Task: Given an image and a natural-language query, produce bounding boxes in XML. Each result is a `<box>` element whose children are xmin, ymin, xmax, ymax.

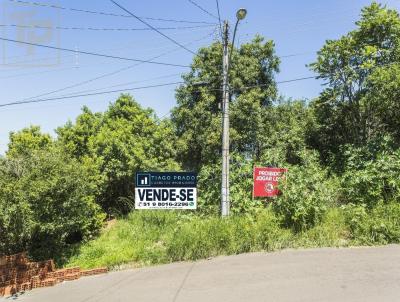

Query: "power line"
<box><xmin>0</xmin><ymin>36</ymin><xmax>190</xmax><ymax>67</ymax></box>
<box><xmin>248</xmin><ymin>13</ymin><xmax>357</xmax><ymax>38</ymax></box>
<box><xmin>0</xmin><ymin>24</ymin><xmax>215</xmax><ymax>32</ymax></box>
<box><xmin>20</xmin><ymin>53</ymin><xmax>179</xmax><ymax>101</ymax></box>
<box><xmin>215</xmin><ymin>0</ymin><xmax>223</xmax><ymax>39</ymax></box>
<box><xmin>0</xmin><ymin>65</ymin><xmax>81</xmax><ymax>79</ymax></box>
<box><xmin>280</xmin><ymin>51</ymin><xmax>316</xmax><ymax>58</ymax></box>
<box><xmin>1</xmin><ymin>27</ymin><xmax>215</xmax><ymax>66</ymax></box>
<box><xmin>230</xmin><ymin>76</ymin><xmax>317</xmax><ymax>93</ymax></box>
<box><xmin>18</xmin><ymin>30</ymin><xmax>216</xmax><ymax>102</ymax></box>
<box><xmin>110</xmin><ymin>0</ymin><xmax>197</xmax><ymax>55</ymax></box>
<box><xmin>7</xmin><ymin>0</ymin><xmax>216</xmax><ymax>25</ymax></box>
<box><xmin>55</xmin><ymin>73</ymin><xmax>183</xmax><ymax>97</ymax></box>
<box><xmin>0</xmin><ymin>48</ymin><xmax>314</xmax><ymax>70</ymax></box>
<box><xmin>0</xmin><ymin>75</ymin><xmax>321</xmax><ymax>109</ymax></box>
<box><xmin>21</xmin><ymin>75</ymin><xmax>319</xmax><ymax>107</ymax></box>
<box><xmin>0</xmin><ymin>82</ymin><xmax>185</xmax><ymax>108</ymax></box>
<box><xmin>186</xmin><ymin>0</ymin><xmax>219</xmax><ymax>20</ymax></box>
<box><xmin>276</xmin><ymin>76</ymin><xmax>316</xmax><ymax>84</ymax></box>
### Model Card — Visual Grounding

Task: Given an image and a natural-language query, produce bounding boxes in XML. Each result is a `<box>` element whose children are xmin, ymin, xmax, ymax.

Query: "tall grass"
<box><xmin>65</xmin><ymin>203</ymin><xmax>400</xmax><ymax>270</ymax></box>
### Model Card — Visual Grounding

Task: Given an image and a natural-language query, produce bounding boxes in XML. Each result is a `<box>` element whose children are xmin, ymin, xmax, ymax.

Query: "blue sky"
<box><xmin>0</xmin><ymin>0</ymin><xmax>399</xmax><ymax>154</ymax></box>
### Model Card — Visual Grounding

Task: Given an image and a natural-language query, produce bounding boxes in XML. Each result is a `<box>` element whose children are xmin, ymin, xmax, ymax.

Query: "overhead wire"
<box><xmin>0</xmin><ymin>81</ymin><xmax>186</xmax><ymax>108</ymax></box>
<box><xmin>17</xmin><ymin>29</ymin><xmax>217</xmax><ymax>102</ymax></box>
<box><xmin>0</xmin><ymin>75</ymin><xmax>320</xmax><ymax>109</ymax></box>
<box><xmin>0</xmin><ymin>25</ymin><xmax>215</xmax><ymax>66</ymax></box>
<box><xmin>55</xmin><ymin>73</ymin><xmax>184</xmax><ymax>97</ymax></box>
<box><xmin>186</xmin><ymin>0</ymin><xmax>219</xmax><ymax>20</ymax></box>
<box><xmin>248</xmin><ymin>13</ymin><xmax>357</xmax><ymax>38</ymax></box>
<box><xmin>0</xmin><ymin>23</ymin><xmax>215</xmax><ymax>32</ymax></box>
<box><xmin>215</xmin><ymin>0</ymin><xmax>223</xmax><ymax>39</ymax></box>
<box><xmin>0</xmin><ymin>65</ymin><xmax>82</xmax><ymax>79</ymax></box>
<box><xmin>7</xmin><ymin>0</ymin><xmax>216</xmax><ymax>25</ymax></box>
<box><xmin>109</xmin><ymin>0</ymin><xmax>197</xmax><ymax>55</ymax></box>
<box><xmin>0</xmin><ymin>36</ymin><xmax>190</xmax><ymax>67</ymax></box>
<box><xmin>280</xmin><ymin>51</ymin><xmax>316</xmax><ymax>58</ymax></box>
<box><xmin>0</xmin><ymin>49</ymin><xmax>317</xmax><ymax>73</ymax></box>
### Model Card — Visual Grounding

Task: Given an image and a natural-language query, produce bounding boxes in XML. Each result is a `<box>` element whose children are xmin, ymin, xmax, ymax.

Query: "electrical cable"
<box><xmin>0</xmin><ymin>24</ymin><xmax>215</xmax><ymax>31</ymax></box>
<box><xmin>4</xmin><ymin>62</ymin><xmax>398</xmax><ymax>111</ymax></box>
<box><xmin>276</xmin><ymin>76</ymin><xmax>316</xmax><ymax>84</ymax></box>
<box><xmin>0</xmin><ymin>81</ymin><xmax>186</xmax><ymax>108</ymax></box>
<box><xmin>186</xmin><ymin>0</ymin><xmax>219</xmax><ymax>20</ymax></box>
<box><xmin>215</xmin><ymin>0</ymin><xmax>223</xmax><ymax>39</ymax></box>
<box><xmin>110</xmin><ymin>0</ymin><xmax>197</xmax><ymax>55</ymax></box>
<box><xmin>0</xmin><ymin>65</ymin><xmax>82</xmax><ymax>79</ymax></box>
<box><xmin>0</xmin><ymin>49</ymin><xmax>315</xmax><ymax>70</ymax></box>
<box><xmin>0</xmin><ymin>75</ymin><xmax>320</xmax><ymax>109</ymax></box>
<box><xmin>56</xmin><ymin>73</ymin><xmax>183</xmax><ymax>97</ymax></box>
<box><xmin>280</xmin><ymin>51</ymin><xmax>316</xmax><ymax>58</ymax></box>
<box><xmin>18</xmin><ymin>29</ymin><xmax>216</xmax><ymax>102</ymax></box>
<box><xmin>0</xmin><ymin>26</ymin><xmax>215</xmax><ymax>66</ymax></box>
<box><xmin>230</xmin><ymin>76</ymin><xmax>317</xmax><ymax>93</ymax></box>
<box><xmin>0</xmin><ymin>36</ymin><xmax>190</xmax><ymax>67</ymax></box>
<box><xmin>7</xmin><ymin>0</ymin><xmax>216</xmax><ymax>25</ymax></box>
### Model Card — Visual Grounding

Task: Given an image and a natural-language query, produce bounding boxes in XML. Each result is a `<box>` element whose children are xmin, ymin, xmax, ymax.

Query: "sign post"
<box><xmin>135</xmin><ymin>172</ymin><xmax>197</xmax><ymax>210</ymax></box>
<box><xmin>253</xmin><ymin>167</ymin><xmax>287</xmax><ymax>198</ymax></box>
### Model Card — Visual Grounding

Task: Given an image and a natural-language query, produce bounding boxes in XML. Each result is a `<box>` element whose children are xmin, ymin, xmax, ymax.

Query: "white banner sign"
<box><xmin>135</xmin><ymin>172</ymin><xmax>197</xmax><ymax>210</ymax></box>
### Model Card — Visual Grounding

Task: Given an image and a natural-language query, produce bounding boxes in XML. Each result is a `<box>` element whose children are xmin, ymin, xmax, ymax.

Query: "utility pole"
<box><xmin>221</xmin><ymin>20</ymin><xmax>230</xmax><ymax>217</ymax></box>
<box><xmin>220</xmin><ymin>9</ymin><xmax>247</xmax><ymax>217</ymax></box>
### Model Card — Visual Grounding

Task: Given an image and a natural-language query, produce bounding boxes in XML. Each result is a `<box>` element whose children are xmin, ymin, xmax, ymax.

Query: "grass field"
<box><xmin>64</xmin><ymin>202</ymin><xmax>400</xmax><ymax>269</ymax></box>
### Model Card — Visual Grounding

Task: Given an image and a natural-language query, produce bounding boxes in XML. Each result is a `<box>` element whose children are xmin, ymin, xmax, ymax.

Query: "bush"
<box><xmin>0</xmin><ymin>158</ymin><xmax>34</xmax><ymax>255</ymax></box>
<box><xmin>273</xmin><ymin>151</ymin><xmax>339</xmax><ymax>231</ymax></box>
<box><xmin>341</xmin><ymin>149</ymin><xmax>400</xmax><ymax>207</ymax></box>
<box><xmin>343</xmin><ymin>202</ymin><xmax>400</xmax><ymax>245</ymax></box>
<box><xmin>197</xmin><ymin>154</ymin><xmax>263</xmax><ymax>216</ymax></box>
<box><xmin>0</xmin><ymin>148</ymin><xmax>105</xmax><ymax>259</ymax></box>
<box><xmin>294</xmin><ymin>208</ymin><xmax>349</xmax><ymax>248</ymax></box>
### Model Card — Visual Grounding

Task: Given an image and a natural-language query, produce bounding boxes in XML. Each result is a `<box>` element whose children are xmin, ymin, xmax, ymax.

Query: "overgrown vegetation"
<box><xmin>1</xmin><ymin>2</ymin><xmax>400</xmax><ymax>265</ymax></box>
<box><xmin>65</xmin><ymin>206</ymin><xmax>399</xmax><ymax>269</ymax></box>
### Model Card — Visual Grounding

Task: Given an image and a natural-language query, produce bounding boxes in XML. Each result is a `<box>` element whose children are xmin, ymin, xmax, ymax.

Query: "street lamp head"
<box><xmin>236</xmin><ymin>8</ymin><xmax>247</xmax><ymax>21</ymax></box>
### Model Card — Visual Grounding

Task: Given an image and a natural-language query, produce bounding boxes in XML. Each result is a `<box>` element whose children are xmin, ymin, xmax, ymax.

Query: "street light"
<box><xmin>229</xmin><ymin>8</ymin><xmax>247</xmax><ymax>72</ymax></box>
<box><xmin>221</xmin><ymin>9</ymin><xmax>247</xmax><ymax>217</ymax></box>
<box><xmin>236</xmin><ymin>8</ymin><xmax>247</xmax><ymax>21</ymax></box>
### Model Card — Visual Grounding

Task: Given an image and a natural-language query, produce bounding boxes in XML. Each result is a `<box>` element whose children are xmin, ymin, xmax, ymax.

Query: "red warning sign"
<box><xmin>253</xmin><ymin>167</ymin><xmax>287</xmax><ymax>198</ymax></box>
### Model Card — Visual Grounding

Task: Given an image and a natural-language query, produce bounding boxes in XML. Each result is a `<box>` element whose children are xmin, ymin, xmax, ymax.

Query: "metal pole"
<box><xmin>221</xmin><ymin>21</ymin><xmax>230</xmax><ymax>217</ymax></box>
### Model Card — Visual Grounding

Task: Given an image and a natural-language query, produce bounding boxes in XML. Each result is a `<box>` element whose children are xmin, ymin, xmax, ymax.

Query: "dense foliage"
<box><xmin>309</xmin><ymin>3</ymin><xmax>400</xmax><ymax>168</ymax></box>
<box><xmin>57</xmin><ymin>95</ymin><xmax>180</xmax><ymax>215</ymax></box>
<box><xmin>0</xmin><ymin>147</ymin><xmax>105</xmax><ymax>259</ymax></box>
<box><xmin>172</xmin><ymin>35</ymin><xmax>280</xmax><ymax>170</ymax></box>
<box><xmin>1</xmin><ymin>3</ymin><xmax>400</xmax><ymax>261</ymax></box>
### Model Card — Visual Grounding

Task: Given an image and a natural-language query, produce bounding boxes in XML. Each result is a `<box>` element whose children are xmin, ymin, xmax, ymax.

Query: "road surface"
<box><xmin>5</xmin><ymin>245</ymin><xmax>400</xmax><ymax>302</ymax></box>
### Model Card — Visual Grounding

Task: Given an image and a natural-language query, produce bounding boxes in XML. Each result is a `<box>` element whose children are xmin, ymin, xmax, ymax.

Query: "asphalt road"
<box><xmin>5</xmin><ymin>245</ymin><xmax>400</xmax><ymax>302</ymax></box>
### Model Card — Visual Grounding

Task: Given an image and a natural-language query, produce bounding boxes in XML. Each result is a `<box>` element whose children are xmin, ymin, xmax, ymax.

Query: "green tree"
<box><xmin>362</xmin><ymin>64</ymin><xmax>400</xmax><ymax>142</ymax></box>
<box><xmin>309</xmin><ymin>3</ymin><xmax>400</xmax><ymax>167</ymax></box>
<box><xmin>0</xmin><ymin>147</ymin><xmax>105</xmax><ymax>259</ymax></box>
<box><xmin>0</xmin><ymin>157</ymin><xmax>33</xmax><ymax>255</ymax></box>
<box><xmin>57</xmin><ymin>106</ymin><xmax>102</xmax><ymax>158</ymax></box>
<box><xmin>7</xmin><ymin>125</ymin><xmax>52</xmax><ymax>158</ymax></box>
<box><xmin>196</xmin><ymin>99</ymin><xmax>317</xmax><ymax>215</ymax></box>
<box><xmin>57</xmin><ymin>95</ymin><xmax>180</xmax><ymax>215</ymax></box>
<box><xmin>172</xmin><ymin>36</ymin><xmax>280</xmax><ymax>170</ymax></box>
<box><xmin>259</xmin><ymin>99</ymin><xmax>315</xmax><ymax>166</ymax></box>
